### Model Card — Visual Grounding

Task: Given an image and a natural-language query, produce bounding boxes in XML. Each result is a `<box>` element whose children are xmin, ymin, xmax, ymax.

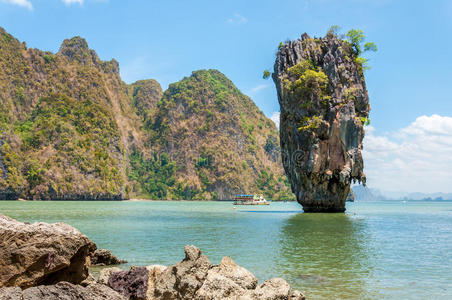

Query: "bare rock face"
<box><xmin>273</xmin><ymin>33</ymin><xmax>369</xmax><ymax>212</ymax></box>
<box><xmin>0</xmin><ymin>282</ymin><xmax>126</xmax><ymax>300</ymax></box>
<box><xmin>0</xmin><ymin>215</ymin><xmax>96</xmax><ymax>288</ymax></box>
<box><xmin>91</xmin><ymin>249</ymin><xmax>127</xmax><ymax>266</ymax></box>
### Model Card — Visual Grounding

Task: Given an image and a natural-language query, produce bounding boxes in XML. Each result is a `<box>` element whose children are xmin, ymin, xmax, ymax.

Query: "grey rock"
<box><xmin>273</xmin><ymin>33</ymin><xmax>369</xmax><ymax>212</ymax></box>
<box><xmin>0</xmin><ymin>215</ymin><xmax>96</xmax><ymax>289</ymax></box>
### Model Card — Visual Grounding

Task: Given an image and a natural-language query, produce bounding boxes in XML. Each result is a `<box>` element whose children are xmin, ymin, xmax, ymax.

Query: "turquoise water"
<box><xmin>1</xmin><ymin>200</ymin><xmax>451</xmax><ymax>299</ymax></box>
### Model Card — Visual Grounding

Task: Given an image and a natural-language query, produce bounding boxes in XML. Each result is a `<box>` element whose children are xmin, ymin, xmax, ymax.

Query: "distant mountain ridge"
<box><xmin>351</xmin><ymin>185</ymin><xmax>452</xmax><ymax>201</ymax></box>
<box><xmin>0</xmin><ymin>27</ymin><xmax>293</xmax><ymax>200</ymax></box>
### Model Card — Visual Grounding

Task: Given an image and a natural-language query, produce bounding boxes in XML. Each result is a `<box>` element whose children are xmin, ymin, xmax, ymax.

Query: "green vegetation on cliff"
<box><xmin>0</xmin><ymin>27</ymin><xmax>293</xmax><ymax>200</ymax></box>
<box><xmin>143</xmin><ymin>69</ymin><xmax>293</xmax><ymax>200</ymax></box>
<box><xmin>1</xmin><ymin>94</ymin><xmax>124</xmax><ymax>199</ymax></box>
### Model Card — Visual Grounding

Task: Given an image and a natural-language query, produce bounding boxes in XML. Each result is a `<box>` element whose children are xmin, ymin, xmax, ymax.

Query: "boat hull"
<box><xmin>233</xmin><ymin>201</ymin><xmax>270</xmax><ymax>205</ymax></box>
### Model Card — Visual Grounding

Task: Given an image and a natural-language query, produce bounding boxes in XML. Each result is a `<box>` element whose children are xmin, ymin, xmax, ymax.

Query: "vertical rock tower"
<box><xmin>273</xmin><ymin>33</ymin><xmax>370</xmax><ymax>212</ymax></box>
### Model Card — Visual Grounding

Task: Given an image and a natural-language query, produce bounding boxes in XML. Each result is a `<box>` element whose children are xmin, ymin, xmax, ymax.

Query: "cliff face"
<box><xmin>145</xmin><ymin>70</ymin><xmax>292</xmax><ymax>200</ymax></box>
<box><xmin>0</xmin><ymin>30</ymin><xmax>138</xmax><ymax>200</ymax></box>
<box><xmin>0</xmin><ymin>27</ymin><xmax>292</xmax><ymax>200</ymax></box>
<box><xmin>273</xmin><ymin>33</ymin><xmax>369</xmax><ymax>212</ymax></box>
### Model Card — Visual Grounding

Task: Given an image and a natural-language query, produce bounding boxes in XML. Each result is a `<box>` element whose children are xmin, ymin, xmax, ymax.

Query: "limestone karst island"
<box><xmin>1</xmin><ymin>1</ymin><xmax>452</xmax><ymax>299</ymax></box>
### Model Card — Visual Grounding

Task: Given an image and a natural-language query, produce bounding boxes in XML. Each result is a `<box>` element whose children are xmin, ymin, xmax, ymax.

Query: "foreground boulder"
<box><xmin>101</xmin><ymin>246</ymin><xmax>305</xmax><ymax>300</ymax></box>
<box><xmin>0</xmin><ymin>215</ymin><xmax>96</xmax><ymax>288</ymax></box>
<box><xmin>0</xmin><ymin>282</ymin><xmax>126</xmax><ymax>300</ymax></box>
<box><xmin>91</xmin><ymin>249</ymin><xmax>127</xmax><ymax>266</ymax></box>
<box><xmin>272</xmin><ymin>32</ymin><xmax>369</xmax><ymax>212</ymax></box>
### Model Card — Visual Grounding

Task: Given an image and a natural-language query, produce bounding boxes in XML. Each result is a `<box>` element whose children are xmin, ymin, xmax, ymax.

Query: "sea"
<box><xmin>0</xmin><ymin>200</ymin><xmax>451</xmax><ymax>299</ymax></box>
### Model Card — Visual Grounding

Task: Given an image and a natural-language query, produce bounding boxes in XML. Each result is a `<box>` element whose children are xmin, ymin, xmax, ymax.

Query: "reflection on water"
<box><xmin>278</xmin><ymin>213</ymin><xmax>376</xmax><ymax>299</ymax></box>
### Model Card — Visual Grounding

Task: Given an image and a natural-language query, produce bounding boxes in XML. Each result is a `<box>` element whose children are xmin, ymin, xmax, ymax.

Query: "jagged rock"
<box><xmin>98</xmin><ymin>267</ymin><xmax>122</xmax><ymax>285</ymax></box>
<box><xmin>145</xmin><ymin>265</ymin><xmax>167</xmax><ymax>300</ymax></box>
<box><xmin>239</xmin><ymin>278</ymin><xmax>305</xmax><ymax>300</ymax></box>
<box><xmin>196</xmin><ymin>273</ymin><xmax>245</xmax><ymax>300</ymax></box>
<box><xmin>91</xmin><ymin>249</ymin><xmax>127</xmax><ymax>266</ymax></box>
<box><xmin>0</xmin><ymin>215</ymin><xmax>96</xmax><ymax>289</ymax></box>
<box><xmin>209</xmin><ymin>256</ymin><xmax>257</xmax><ymax>289</ymax></box>
<box><xmin>195</xmin><ymin>256</ymin><xmax>257</xmax><ymax>299</ymax></box>
<box><xmin>0</xmin><ymin>282</ymin><xmax>126</xmax><ymax>300</ymax></box>
<box><xmin>154</xmin><ymin>245</ymin><xmax>211</xmax><ymax>299</ymax></box>
<box><xmin>248</xmin><ymin>278</ymin><xmax>291</xmax><ymax>299</ymax></box>
<box><xmin>99</xmin><ymin>246</ymin><xmax>304</xmax><ymax>300</ymax></box>
<box><xmin>273</xmin><ymin>33</ymin><xmax>369</xmax><ymax>212</ymax></box>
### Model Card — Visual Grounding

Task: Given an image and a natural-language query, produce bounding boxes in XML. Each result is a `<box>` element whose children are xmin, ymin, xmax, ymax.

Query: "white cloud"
<box><xmin>62</xmin><ymin>0</ymin><xmax>83</xmax><ymax>5</ymax></box>
<box><xmin>227</xmin><ymin>13</ymin><xmax>248</xmax><ymax>25</ymax></box>
<box><xmin>247</xmin><ymin>84</ymin><xmax>269</xmax><ymax>96</ymax></box>
<box><xmin>270</xmin><ymin>112</ymin><xmax>280</xmax><ymax>129</ymax></box>
<box><xmin>363</xmin><ymin>114</ymin><xmax>452</xmax><ymax>193</ymax></box>
<box><xmin>1</xmin><ymin>0</ymin><xmax>32</xmax><ymax>9</ymax></box>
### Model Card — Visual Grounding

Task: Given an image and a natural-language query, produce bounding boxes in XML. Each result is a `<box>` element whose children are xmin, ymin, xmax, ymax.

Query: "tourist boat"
<box><xmin>233</xmin><ymin>194</ymin><xmax>270</xmax><ymax>205</ymax></box>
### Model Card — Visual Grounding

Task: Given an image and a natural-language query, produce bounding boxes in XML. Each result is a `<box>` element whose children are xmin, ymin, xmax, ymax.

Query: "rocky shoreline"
<box><xmin>0</xmin><ymin>215</ymin><xmax>305</xmax><ymax>299</ymax></box>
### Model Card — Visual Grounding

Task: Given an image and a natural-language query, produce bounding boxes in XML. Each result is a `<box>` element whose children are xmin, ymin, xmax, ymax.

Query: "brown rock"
<box><xmin>0</xmin><ymin>215</ymin><xmax>96</xmax><ymax>289</ymax></box>
<box><xmin>91</xmin><ymin>249</ymin><xmax>127</xmax><ymax>266</ymax></box>
<box><xmin>212</xmin><ymin>256</ymin><xmax>258</xmax><ymax>289</ymax></box>
<box><xmin>196</xmin><ymin>271</ymin><xmax>246</xmax><ymax>300</ymax></box>
<box><xmin>145</xmin><ymin>265</ymin><xmax>167</xmax><ymax>300</ymax></box>
<box><xmin>196</xmin><ymin>256</ymin><xmax>258</xmax><ymax>299</ymax></box>
<box><xmin>154</xmin><ymin>245</ymin><xmax>211</xmax><ymax>299</ymax></box>
<box><xmin>245</xmin><ymin>278</ymin><xmax>291</xmax><ymax>300</ymax></box>
<box><xmin>95</xmin><ymin>245</ymin><xmax>305</xmax><ymax>300</ymax></box>
<box><xmin>0</xmin><ymin>282</ymin><xmax>126</xmax><ymax>300</ymax></box>
<box><xmin>289</xmin><ymin>289</ymin><xmax>306</xmax><ymax>300</ymax></box>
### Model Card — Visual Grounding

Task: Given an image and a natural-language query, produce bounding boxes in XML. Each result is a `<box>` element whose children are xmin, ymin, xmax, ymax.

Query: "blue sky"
<box><xmin>1</xmin><ymin>0</ymin><xmax>452</xmax><ymax>193</ymax></box>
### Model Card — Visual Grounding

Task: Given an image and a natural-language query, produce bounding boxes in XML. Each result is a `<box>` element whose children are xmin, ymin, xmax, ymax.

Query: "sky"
<box><xmin>1</xmin><ymin>0</ymin><xmax>451</xmax><ymax>193</ymax></box>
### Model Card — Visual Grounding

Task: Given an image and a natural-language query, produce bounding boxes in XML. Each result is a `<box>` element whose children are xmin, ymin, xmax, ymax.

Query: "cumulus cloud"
<box><xmin>363</xmin><ymin>115</ymin><xmax>452</xmax><ymax>193</ymax></box>
<box><xmin>62</xmin><ymin>0</ymin><xmax>83</xmax><ymax>4</ymax></box>
<box><xmin>1</xmin><ymin>0</ymin><xmax>32</xmax><ymax>9</ymax></box>
<box><xmin>270</xmin><ymin>112</ymin><xmax>280</xmax><ymax>129</ymax></box>
<box><xmin>227</xmin><ymin>13</ymin><xmax>248</xmax><ymax>25</ymax></box>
